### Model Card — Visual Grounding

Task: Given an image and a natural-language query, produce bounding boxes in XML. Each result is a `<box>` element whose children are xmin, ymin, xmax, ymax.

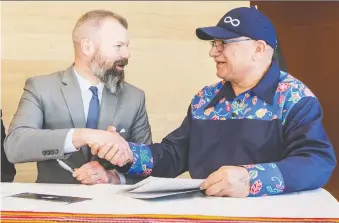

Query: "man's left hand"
<box><xmin>73</xmin><ymin>161</ymin><xmax>114</xmax><ymax>185</ymax></box>
<box><xmin>200</xmin><ymin>166</ymin><xmax>250</xmax><ymax>197</ymax></box>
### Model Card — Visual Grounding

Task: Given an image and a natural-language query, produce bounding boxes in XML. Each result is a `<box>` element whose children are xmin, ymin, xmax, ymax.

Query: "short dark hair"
<box><xmin>72</xmin><ymin>9</ymin><xmax>128</xmax><ymax>44</ymax></box>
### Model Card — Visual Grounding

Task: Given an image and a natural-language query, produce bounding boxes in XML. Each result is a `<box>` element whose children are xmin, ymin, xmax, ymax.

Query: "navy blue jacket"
<box><xmin>126</xmin><ymin>62</ymin><xmax>336</xmax><ymax>196</ymax></box>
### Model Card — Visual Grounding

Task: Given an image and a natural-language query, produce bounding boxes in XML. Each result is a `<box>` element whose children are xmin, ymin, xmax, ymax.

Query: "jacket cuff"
<box><xmin>127</xmin><ymin>142</ymin><xmax>153</xmax><ymax>176</ymax></box>
<box><xmin>242</xmin><ymin>163</ymin><xmax>285</xmax><ymax>197</ymax></box>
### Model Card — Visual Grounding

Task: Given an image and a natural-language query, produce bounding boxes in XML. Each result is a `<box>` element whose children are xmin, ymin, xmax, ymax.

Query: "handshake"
<box><xmin>73</xmin><ymin>126</ymin><xmax>133</xmax><ymax>167</ymax></box>
<box><xmin>70</xmin><ymin>126</ymin><xmax>134</xmax><ymax>185</ymax></box>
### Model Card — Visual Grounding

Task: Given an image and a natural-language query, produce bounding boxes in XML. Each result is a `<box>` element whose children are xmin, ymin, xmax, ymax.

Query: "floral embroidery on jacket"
<box><xmin>191</xmin><ymin>72</ymin><xmax>316</xmax><ymax>125</ymax></box>
<box><xmin>127</xmin><ymin>142</ymin><xmax>153</xmax><ymax>176</ymax></box>
<box><xmin>242</xmin><ymin>163</ymin><xmax>285</xmax><ymax>196</ymax></box>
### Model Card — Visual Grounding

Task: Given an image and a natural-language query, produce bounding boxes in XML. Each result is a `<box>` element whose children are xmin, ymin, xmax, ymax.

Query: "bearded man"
<box><xmin>4</xmin><ymin>10</ymin><xmax>152</xmax><ymax>185</ymax></box>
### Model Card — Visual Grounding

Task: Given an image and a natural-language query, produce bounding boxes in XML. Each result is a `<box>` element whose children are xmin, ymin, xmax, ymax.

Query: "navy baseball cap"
<box><xmin>196</xmin><ymin>6</ymin><xmax>277</xmax><ymax>49</ymax></box>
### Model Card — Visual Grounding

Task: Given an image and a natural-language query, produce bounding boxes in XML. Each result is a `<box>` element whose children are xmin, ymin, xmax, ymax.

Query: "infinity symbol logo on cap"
<box><xmin>224</xmin><ymin>16</ymin><xmax>240</xmax><ymax>27</ymax></box>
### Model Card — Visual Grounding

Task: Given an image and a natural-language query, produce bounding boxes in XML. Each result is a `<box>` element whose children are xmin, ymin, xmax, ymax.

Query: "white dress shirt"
<box><xmin>63</xmin><ymin>68</ymin><xmax>126</xmax><ymax>184</ymax></box>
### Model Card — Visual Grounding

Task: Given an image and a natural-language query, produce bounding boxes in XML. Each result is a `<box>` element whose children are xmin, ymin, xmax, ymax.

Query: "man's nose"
<box><xmin>120</xmin><ymin>46</ymin><xmax>131</xmax><ymax>59</ymax></box>
<box><xmin>209</xmin><ymin>46</ymin><xmax>220</xmax><ymax>58</ymax></box>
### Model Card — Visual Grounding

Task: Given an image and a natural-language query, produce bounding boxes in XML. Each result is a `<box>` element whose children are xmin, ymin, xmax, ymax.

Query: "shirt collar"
<box><xmin>250</xmin><ymin>62</ymin><xmax>281</xmax><ymax>103</ymax></box>
<box><xmin>206</xmin><ymin>62</ymin><xmax>281</xmax><ymax>109</ymax></box>
<box><xmin>73</xmin><ymin>67</ymin><xmax>105</xmax><ymax>95</ymax></box>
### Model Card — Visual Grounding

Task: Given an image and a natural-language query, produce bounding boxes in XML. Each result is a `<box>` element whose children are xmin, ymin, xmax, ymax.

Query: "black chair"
<box><xmin>1</xmin><ymin>110</ymin><xmax>16</xmax><ymax>182</ymax></box>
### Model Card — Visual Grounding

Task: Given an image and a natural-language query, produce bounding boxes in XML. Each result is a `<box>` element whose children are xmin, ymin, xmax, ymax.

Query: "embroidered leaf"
<box><xmin>249</xmin><ymin>170</ymin><xmax>258</xmax><ymax>179</ymax></box>
<box><xmin>269</xmin><ymin>163</ymin><xmax>277</xmax><ymax>168</ymax></box>
<box><xmin>255</xmin><ymin>164</ymin><xmax>265</xmax><ymax>171</ymax></box>
<box><xmin>250</xmin><ymin>180</ymin><xmax>262</xmax><ymax>195</ymax></box>
<box><xmin>140</xmin><ymin>149</ymin><xmax>150</xmax><ymax>163</ymax></box>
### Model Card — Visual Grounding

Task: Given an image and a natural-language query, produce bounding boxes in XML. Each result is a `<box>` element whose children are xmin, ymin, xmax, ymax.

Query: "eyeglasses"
<box><xmin>210</xmin><ymin>38</ymin><xmax>251</xmax><ymax>52</ymax></box>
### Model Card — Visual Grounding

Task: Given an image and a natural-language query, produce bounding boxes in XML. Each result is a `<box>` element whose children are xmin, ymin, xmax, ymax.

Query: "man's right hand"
<box><xmin>72</xmin><ymin>128</ymin><xmax>133</xmax><ymax>167</ymax></box>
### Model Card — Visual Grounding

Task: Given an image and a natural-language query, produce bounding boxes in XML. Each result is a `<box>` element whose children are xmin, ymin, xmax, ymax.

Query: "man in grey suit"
<box><xmin>4</xmin><ymin>10</ymin><xmax>151</xmax><ymax>185</ymax></box>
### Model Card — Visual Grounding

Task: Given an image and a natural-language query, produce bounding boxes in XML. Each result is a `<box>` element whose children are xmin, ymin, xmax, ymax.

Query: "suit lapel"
<box><xmin>98</xmin><ymin>87</ymin><xmax>118</xmax><ymax>131</ymax></box>
<box><xmin>60</xmin><ymin>66</ymin><xmax>88</xmax><ymax>160</ymax></box>
<box><xmin>61</xmin><ymin>66</ymin><xmax>86</xmax><ymax>128</ymax></box>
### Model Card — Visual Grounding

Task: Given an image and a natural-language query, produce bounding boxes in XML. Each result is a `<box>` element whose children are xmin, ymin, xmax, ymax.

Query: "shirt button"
<box><xmin>231</xmin><ymin>112</ymin><xmax>237</xmax><ymax>118</ymax></box>
<box><xmin>236</xmin><ymin>99</ymin><xmax>242</xmax><ymax>104</ymax></box>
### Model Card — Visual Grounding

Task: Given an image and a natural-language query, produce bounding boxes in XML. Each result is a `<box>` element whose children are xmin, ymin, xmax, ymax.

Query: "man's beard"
<box><xmin>90</xmin><ymin>56</ymin><xmax>128</xmax><ymax>94</ymax></box>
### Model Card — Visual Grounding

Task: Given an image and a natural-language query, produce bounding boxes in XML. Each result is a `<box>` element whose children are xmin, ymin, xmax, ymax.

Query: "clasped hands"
<box><xmin>72</xmin><ymin>126</ymin><xmax>132</xmax><ymax>185</ymax></box>
<box><xmin>87</xmin><ymin>126</ymin><xmax>133</xmax><ymax>167</ymax></box>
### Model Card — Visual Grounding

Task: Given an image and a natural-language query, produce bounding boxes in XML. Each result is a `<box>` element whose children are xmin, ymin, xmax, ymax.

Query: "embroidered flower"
<box><xmin>197</xmin><ymin>90</ymin><xmax>203</xmax><ymax>97</ymax></box>
<box><xmin>195</xmin><ymin>98</ymin><xmax>206</xmax><ymax>109</ymax></box>
<box><xmin>291</xmin><ymin>83</ymin><xmax>299</xmax><ymax>89</ymax></box>
<box><xmin>277</xmin><ymin>83</ymin><xmax>291</xmax><ymax>92</ymax></box>
<box><xmin>255</xmin><ymin>108</ymin><xmax>268</xmax><ymax>118</ymax></box>
<box><xmin>226</xmin><ymin>104</ymin><xmax>231</xmax><ymax>112</ymax></box>
<box><xmin>211</xmin><ymin>115</ymin><xmax>220</xmax><ymax>120</ymax></box>
<box><xmin>144</xmin><ymin>168</ymin><xmax>152</xmax><ymax>175</ymax></box>
<box><xmin>289</xmin><ymin>92</ymin><xmax>301</xmax><ymax>103</ymax></box>
<box><xmin>252</xmin><ymin>96</ymin><xmax>258</xmax><ymax>105</ymax></box>
<box><xmin>278</xmin><ymin>95</ymin><xmax>285</xmax><ymax>107</ymax></box>
<box><xmin>271</xmin><ymin>115</ymin><xmax>278</xmax><ymax>120</ymax></box>
<box><xmin>204</xmin><ymin>107</ymin><xmax>214</xmax><ymax>116</ymax></box>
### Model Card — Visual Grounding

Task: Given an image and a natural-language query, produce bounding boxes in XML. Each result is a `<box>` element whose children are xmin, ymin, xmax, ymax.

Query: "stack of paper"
<box><xmin>117</xmin><ymin>177</ymin><xmax>204</xmax><ymax>199</ymax></box>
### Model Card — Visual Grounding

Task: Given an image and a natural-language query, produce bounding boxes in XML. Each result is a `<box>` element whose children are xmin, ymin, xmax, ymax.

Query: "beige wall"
<box><xmin>1</xmin><ymin>1</ymin><xmax>249</xmax><ymax>182</ymax></box>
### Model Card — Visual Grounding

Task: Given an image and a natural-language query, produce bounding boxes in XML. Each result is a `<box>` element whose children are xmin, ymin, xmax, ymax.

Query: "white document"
<box><xmin>117</xmin><ymin>177</ymin><xmax>204</xmax><ymax>199</ymax></box>
<box><xmin>119</xmin><ymin>189</ymin><xmax>202</xmax><ymax>199</ymax></box>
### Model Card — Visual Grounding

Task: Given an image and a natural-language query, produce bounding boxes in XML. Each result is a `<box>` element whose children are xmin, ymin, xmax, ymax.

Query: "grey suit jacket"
<box><xmin>4</xmin><ymin>66</ymin><xmax>152</xmax><ymax>184</ymax></box>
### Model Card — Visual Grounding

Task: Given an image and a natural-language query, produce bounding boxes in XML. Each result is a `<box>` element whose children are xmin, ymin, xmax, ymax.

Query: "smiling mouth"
<box><xmin>216</xmin><ymin>62</ymin><xmax>226</xmax><ymax>67</ymax></box>
<box><xmin>116</xmin><ymin>64</ymin><xmax>126</xmax><ymax>70</ymax></box>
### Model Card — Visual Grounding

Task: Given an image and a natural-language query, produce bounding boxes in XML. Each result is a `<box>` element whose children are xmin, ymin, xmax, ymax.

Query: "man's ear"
<box><xmin>80</xmin><ymin>38</ymin><xmax>94</xmax><ymax>56</ymax></box>
<box><xmin>252</xmin><ymin>40</ymin><xmax>267</xmax><ymax>61</ymax></box>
